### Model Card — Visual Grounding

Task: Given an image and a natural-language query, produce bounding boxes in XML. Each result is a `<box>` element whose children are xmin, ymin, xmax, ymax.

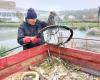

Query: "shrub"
<box><xmin>0</xmin><ymin>46</ymin><xmax>9</xmax><ymax>57</ymax></box>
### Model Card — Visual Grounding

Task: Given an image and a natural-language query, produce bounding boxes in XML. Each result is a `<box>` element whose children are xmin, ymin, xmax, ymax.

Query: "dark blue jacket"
<box><xmin>17</xmin><ymin>20</ymin><xmax>47</xmax><ymax>49</ymax></box>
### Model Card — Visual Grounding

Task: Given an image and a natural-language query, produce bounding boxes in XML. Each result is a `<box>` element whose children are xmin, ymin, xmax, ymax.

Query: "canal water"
<box><xmin>0</xmin><ymin>27</ymin><xmax>100</xmax><ymax>49</ymax></box>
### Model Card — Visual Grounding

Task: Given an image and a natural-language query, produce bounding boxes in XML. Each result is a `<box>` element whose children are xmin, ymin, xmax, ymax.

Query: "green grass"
<box><xmin>63</xmin><ymin>22</ymin><xmax>100</xmax><ymax>30</ymax></box>
<box><xmin>78</xmin><ymin>26</ymin><xmax>86</xmax><ymax>31</ymax></box>
<box><xmin>73</xmin><ymin>22</ymin><xmax>98</xmax><ymax>28</ymax></box>
<box><xmin>0</xmin><ymin>22</ymin><xmax>20</xmax><ymax>27</ymax></box>
<box><xmin>0</xmin><ymin>46</ymin><xmax>9</xmax><ymax>57</ymax></box>
<box><xmin>0</xmin><ymin>22</ymin><xmax>99</xmax><ymax>29</ymax></box>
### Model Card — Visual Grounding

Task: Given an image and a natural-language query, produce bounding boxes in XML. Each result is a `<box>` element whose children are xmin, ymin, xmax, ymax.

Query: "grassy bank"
<box><xmin>0</xmin><ymin>22</ymin><xmax>21</xmax><ymax>27</ymax></box>
<box><xmin>0</xmin><ymin>22</ymin><xmax>99</xmax><ymax>30</ymax></box>
<box><xmin>63</xmin><ymin>22</ymin><xmax>100</xmax><ymax>30</ymax></box>
<box><xmin>0</xmin><ymin>46</ymin><xmax>9</xmax><ymax>57</ymax></box>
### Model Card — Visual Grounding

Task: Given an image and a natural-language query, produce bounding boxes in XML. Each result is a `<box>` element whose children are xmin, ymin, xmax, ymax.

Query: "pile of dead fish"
<box><xmin>5</xmin><ymin>57</ymin><xmax>100</xmax><ymax>80</ymax></box>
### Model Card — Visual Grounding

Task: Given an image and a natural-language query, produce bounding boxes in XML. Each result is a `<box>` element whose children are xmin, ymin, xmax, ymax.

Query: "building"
<box><xmin>0</xmin><ymin>0</ymin><xmax>16</xmax><ymax>9</ymax></box>
<box><xmin>0</xmin><ymin>0</ymin><xmax>26</xmax><ymax>22</ymax></box>
<box><xmin>0</xmin><ymin>0</ymin><xmax>49</xmax><ymax>22</ymax></box>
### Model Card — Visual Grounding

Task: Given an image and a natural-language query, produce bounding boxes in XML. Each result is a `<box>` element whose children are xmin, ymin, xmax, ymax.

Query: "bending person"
<box><xmin>17</xmin><ymin>8</ymin><xmax>47</xmax><ymax>50</ymax></box>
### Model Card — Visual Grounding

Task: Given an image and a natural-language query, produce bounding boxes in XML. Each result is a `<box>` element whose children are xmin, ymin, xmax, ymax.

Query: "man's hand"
<box><xmin>30</xmin><ymin>36</ymin><xmax>40</xmax><ymax>43</ymax></box>
<box><xmin>23</xmin><ymin>37</ymin><xmax>31</xmax><ymax>44</ymax></box>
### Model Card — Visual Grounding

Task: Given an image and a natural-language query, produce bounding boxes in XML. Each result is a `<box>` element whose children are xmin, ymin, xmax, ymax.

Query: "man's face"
<box><xmin>27</xmin><ymin>19</ymin><xmax>37</xmax><ymax>25</ymax></box>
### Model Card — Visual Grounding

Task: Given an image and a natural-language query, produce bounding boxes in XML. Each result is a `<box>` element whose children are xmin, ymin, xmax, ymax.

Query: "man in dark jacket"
<box><xmin>17</xmin><ymin>8</ymin><xmax>47</xmax><ymax>50</ymax></box>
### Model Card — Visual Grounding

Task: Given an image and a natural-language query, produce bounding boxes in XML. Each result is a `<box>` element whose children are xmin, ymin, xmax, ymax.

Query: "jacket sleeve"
<box><xmin>17</xmin><ymin>24</ymin><xmax>25</xmax><ymax>45</ymax></box>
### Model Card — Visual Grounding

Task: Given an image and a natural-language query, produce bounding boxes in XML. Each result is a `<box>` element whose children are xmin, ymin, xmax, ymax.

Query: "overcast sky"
<box><xmin>11</xmin><ymin>0</ymin><xmax>100</xmax><ymax>11</ymax></box>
